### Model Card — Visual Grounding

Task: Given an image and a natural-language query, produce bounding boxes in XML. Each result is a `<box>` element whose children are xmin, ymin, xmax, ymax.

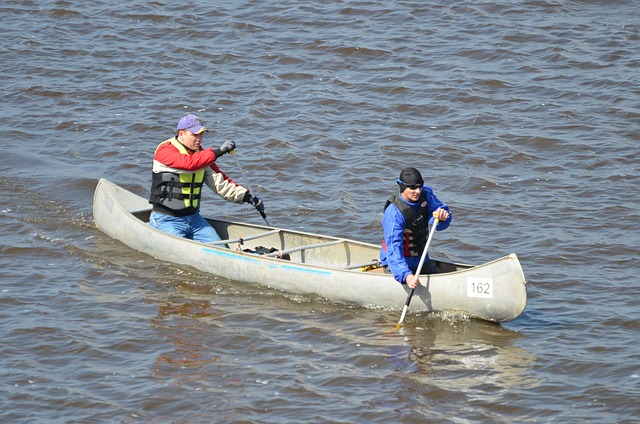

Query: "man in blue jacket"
<box><xmin>380</xmin><ymin>167</ymin><xmax>451</xmax><ymax>289</ymax></box>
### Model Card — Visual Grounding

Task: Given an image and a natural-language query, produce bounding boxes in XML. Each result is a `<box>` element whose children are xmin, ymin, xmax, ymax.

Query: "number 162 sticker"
<box><xmin>467</xmin><ymin>278</ymin><xmax>493</xmax><ymax>298</ymax></box>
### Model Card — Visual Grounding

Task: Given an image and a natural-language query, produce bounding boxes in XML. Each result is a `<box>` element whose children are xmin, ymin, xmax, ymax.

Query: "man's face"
<box><xmin>401</xmin><ymin>185</ymin><xmax>422</xmax><ymax>203</ymax></box>
<box><xmin>178</xmin><ymin>129</ymin><xmax>204</xmax><ymax>151</ymax></box>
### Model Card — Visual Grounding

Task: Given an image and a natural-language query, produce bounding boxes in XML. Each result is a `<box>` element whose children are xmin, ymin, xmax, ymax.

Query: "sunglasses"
<box><xmin>406</xmin><ymin>184</ymin><xmax>422</xmax><ymax>190</ymax></box>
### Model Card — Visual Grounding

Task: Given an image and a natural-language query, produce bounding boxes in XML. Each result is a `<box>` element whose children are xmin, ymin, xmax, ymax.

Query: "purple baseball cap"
<box><xmin>176</xmin><ymin>114</ymin><xmax>208</xmax><ymax>134</ymax></box>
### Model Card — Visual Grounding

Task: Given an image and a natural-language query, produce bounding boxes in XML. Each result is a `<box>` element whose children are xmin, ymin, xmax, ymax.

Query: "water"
<box><xmin>2</xmin><ymin>0</ymin><xmax>639</xmax><ymax>422</ymax></box>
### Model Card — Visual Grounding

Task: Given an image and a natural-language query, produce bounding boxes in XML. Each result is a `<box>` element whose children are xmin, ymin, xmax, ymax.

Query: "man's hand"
<box><xmin>405</xmin><ymin>273</ymin><xmax>419</xmax><ymax>289</ymax></box>
<box><xmin>249</xmin><ymin>196</ymin><xmax>265</xmax><ymax>213</ymax></box>
<box><xmin>433</xmin><ymin>208</ymin><xmax>449</xmax><ymax>222</ymax></box>
<box><xmin>219</xmin><ymin>139</ymin><xmax>236</xmax><ymax>155</ymax></box>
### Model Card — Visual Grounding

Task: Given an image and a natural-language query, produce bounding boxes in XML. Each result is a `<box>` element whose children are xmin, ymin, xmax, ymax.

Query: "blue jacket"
<box><xmin>380</xmin><ymin>185</ymin><xmax>451</xmax><ymax>284</ymax></box>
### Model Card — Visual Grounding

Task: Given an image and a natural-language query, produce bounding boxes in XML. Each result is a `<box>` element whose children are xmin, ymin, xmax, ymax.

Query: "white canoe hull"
<box><xmin>93</xmin><ymin>178</ymin><xmax>527</xmax><ymax>323</ymax></box>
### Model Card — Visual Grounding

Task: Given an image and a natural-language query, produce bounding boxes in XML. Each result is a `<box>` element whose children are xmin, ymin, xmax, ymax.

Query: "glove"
<box><xmin>249</xmin><ymin>195</ymin><xmax>265</xmax><ymax>213</ymax></box>
<box><xmin>219</xmin><ymin>139</ymin><xmax>236</xmax><ymax>155</ymax></box>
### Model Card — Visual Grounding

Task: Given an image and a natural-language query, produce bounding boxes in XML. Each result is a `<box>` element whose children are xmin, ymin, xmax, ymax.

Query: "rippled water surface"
<box><xmin>2</xmin><ymin>0</ymin><xmax>639</xmax><ymax>422</ymax></box>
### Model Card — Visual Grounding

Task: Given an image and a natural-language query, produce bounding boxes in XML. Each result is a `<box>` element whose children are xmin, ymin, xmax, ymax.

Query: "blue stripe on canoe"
<box><xmin>202</xmin><ymin>247</ymin><xmax>261</xmax><ymax>263</ymax></box>
<box><xmin>279</xmin><ymin>264</ymin><xmax>333</xmax><ymax>276</ymax></box>
<box><xmin>201</xmin><ymin>247</ymin><xmax>333</xmax><ymax>276</ymax></box>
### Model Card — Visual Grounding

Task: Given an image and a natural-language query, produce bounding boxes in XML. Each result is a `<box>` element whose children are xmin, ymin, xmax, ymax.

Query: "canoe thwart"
<box><xmin>208</xmin><ymin>229</ymin><xmax>282</xmax><ymax>246</ymax></box>
<box><xmin>264</xmin><ymin>239</ymin><xmax>345</xmax><ymax>258</ymax></box>
<box><xmin>342</xmin><ymin>260</ymin><xmax>382</xmax><ymax>271</ymax></box>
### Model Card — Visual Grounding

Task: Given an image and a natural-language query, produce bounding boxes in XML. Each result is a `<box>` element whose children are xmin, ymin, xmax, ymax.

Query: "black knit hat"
<box><xmin>398</xmin><ymin>167</ymin><xmax>424</xmax><ymax>186</ymax></box>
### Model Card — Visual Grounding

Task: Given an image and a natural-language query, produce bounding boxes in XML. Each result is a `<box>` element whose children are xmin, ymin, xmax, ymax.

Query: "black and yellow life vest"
<box><xmin>382</xmin><ymin>191</ymin><xmax>430</xmax><ymax>257</ymax></box>
<box><xmin>149</xmin><ymin>137</ymin><xmax>206</xmax><ymax>217</ymax></box>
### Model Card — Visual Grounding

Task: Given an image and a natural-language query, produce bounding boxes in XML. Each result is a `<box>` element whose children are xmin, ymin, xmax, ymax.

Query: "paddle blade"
<box><xmin>396</xmin><ymin>288</ymin><xmax>415</xmax><ymax>327</ymax></box>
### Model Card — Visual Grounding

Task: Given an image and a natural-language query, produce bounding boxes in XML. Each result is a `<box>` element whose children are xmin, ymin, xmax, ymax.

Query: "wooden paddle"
<box><xmin>230</xmin><ymin>150</ymin><xmax>271</xmax><ymax>226</ymax></box>
<box><xmin>396</xmin><ymin>216</ymin><xmax>440</xmax><ymax>328</ymax></box>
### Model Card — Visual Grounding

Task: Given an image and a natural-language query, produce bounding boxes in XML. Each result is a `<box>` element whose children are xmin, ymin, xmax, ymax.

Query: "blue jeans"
<box><xmin>149</xmin><ymin>211</ymin><xmax>222</xmax><ymax>243</ymax></box>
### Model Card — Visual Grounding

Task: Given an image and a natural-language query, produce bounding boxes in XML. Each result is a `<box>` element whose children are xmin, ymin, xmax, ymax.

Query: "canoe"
<box><xmin>92</xmin><ymin>178</ymin><xmax>527</xmax><ymax>323</ymax></box>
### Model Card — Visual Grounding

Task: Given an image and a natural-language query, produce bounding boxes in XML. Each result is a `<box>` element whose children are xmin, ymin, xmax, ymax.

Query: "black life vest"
<box><xmin>382</xmin><ymin>191</ymin><xmax>430</xmax><ymax>256</ymax></box>
<box><xmin>149</xmin><ymin>138</ymin><xmax>206</xmax><ymax>217</ymax></box>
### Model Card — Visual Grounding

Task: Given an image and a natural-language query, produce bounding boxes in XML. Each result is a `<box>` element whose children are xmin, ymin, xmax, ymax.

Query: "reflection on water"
<box><xmin>152</xmin><ymin>298</ymin><xmax>223</xmax><ymax>370</ymax></box>
<box><xmin>148</xmin><ymin>282</ymin><xmax>540</xmax><ymax>420</ymax></box>
<box><xmin>386</xmin><ymin>315</ymin><xmax>539</xmax><ymax>402</ymax></box>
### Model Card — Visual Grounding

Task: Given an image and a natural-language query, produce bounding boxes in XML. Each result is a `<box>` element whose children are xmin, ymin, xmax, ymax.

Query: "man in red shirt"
<box><xmin>148</xmin><ymin>114</ymin><xmax>264</xmax><ymax>242</ymax></box>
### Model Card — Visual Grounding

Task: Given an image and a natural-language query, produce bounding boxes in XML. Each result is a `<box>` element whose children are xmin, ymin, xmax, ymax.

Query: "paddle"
<box><xmin>230</xmin><ymin>150</ymin><xmax>271</xmax><ymax>226</ymax></box>
<box><xmin>396</xmin><ymin>216</ymin><xmax>440</xmax><ymax>328</ymax></box>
